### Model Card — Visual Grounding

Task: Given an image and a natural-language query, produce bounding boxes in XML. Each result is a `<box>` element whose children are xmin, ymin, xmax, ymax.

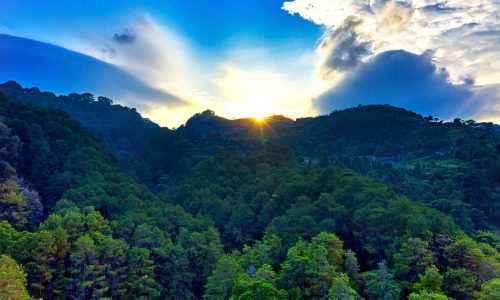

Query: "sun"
<box><xmin>242</xmin><ymin>91</ymin><xmax>278</xmax><ymax>121</ymax></box>
<box><xmin>253</xmin><ymin>111</ymin><xmax>268</xmax><ymax>122</ymax></box>
<box><xmin>245</xmin><ymin>101</ymin><xmax>273</xmax><ymax>122</ymax></box>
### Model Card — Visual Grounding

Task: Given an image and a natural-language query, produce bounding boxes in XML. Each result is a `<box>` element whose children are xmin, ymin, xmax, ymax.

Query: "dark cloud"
<box><xmin>98</xmin><ymin>42</ymin><xmax>116</xmax><ymax>59</ymax></box>
<box><xmin>317</xmin><ymin>17</ymin><xmax>372</xmax><ymax>79</ymax></box>
<box><xmin>314</xmin><ymin>50</ymin><xmax>484</xmax><ymax>119</ymax></box>
<box><xmin>421</xmin><ymin>2</ymin><xmax>458</xmax><ymax>12</ymax></box>
<box><xmin>0</xmin><ymin>34</ymin><xmax>184</xmax><ymax>109</ymax></box>
<box><xmin>112</xmin><ymin>29</ymin><xmax>136</xmax><ymax>44</ymax></box>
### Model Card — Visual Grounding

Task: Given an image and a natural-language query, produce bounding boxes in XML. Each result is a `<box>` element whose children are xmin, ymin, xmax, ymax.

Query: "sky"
<box><xmin>0</xmin><ymin>0</ymin><xmax>498</xmax><ymax>127</ymax></box>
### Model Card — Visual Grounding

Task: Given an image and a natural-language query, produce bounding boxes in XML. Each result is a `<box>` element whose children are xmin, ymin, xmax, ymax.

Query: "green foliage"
<box><xmin>67</xmin><ymin>234</ymin><xmax>103</xmax><ymax>298</ymax></box>
<box><xmin>0</xmin><ymin>254</ymin><xmax>31</xmax><ymax>300</ymax></box>
<box><xmin>126</xmin><ymin>247</ymin><xmax>161</xmax><ymax>299</ymax></box>
<box><xmin>278</xmin><ymin>238</ymin><xmax>332</xmax><ymax>298</ymax></box>
<box><xmin>443</xmin><ymin>268</ymin><xmax>475</xmax><ymax>299</ymax></box>
<box><xmin>408</xmin><ymin>291</ymin><xmax>450</xmax><ymax>300</ymax></box>
<box><xmin>0</xmin><ymin>88</ymin><xmax>498</xmax><ymax>299</ymax></box>
<box><xmin>0</xmin><ymin>81</ymin><xmax>192</xmax><ymax>189</ymax></box>
<box><xmin>363</xmin><ymin>261</ymin><xmax>401</xmax><ymax>300</ymax></box>
<box><xmin>344</xmin><ymin>250</ymin><xmax>360</xmax><ymax>278</ymax></box>
<box><xmin>230</xmin><ymin>274</ymin><xmax>287</xmax><ymax>300</ymax></box>
<box><xmin>28</xmin><ymin>228</ymin><xmax>69</xmax><ymax>298</ymax></box>
<box><xmin>328</xmin><ymin>273</ymin><xmax>359</xmax><ymax>300</ymax></box>
<box><xmin>475</xmin><ymin>278</ymin><xmax>500</xmax><ymax>300</ymax></box>
<box><xmin>204</xmin><ymin>254</ymin><xmax>244</xmax><ymax>300</ymax></box>
<box><xmin>0</xmin><ymin>180</ymin><xmax>29</xmax><ymax>229</ymax></box>
<box><xmin>393</xmin><ymin>238</ymin><xmax>434</xmax><ymax>290</ymax></box>
<box><xmin>242</xmin><ymin>234</ymin><xmax>283</xmax><ymax>271</ymax></box>
<box><xmin>413</xmin><ymin>266</ymin><xmax>444</xmax><ymax>293</ymax></box>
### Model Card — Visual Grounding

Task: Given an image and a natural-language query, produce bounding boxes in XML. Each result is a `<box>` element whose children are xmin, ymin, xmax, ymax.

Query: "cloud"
<box><xmin>0</xmin><ymin>34</ymin><xmax>185</xmax><ymax>112</ymax></box>
<box><xmin>314</xmin><ymin>50</ymin><xmax>499</xmax><ymax>120</ymax></box>
<box><xmin>112</xmin><ymin>29</ymin><xmax>136</xmax><ymax>44</ymax></box>
<box><xmin>283</xmin><ymin>0</ymin><xmax>500</xmax><ymax>85</ymax></box>
<box><xmin>89</xmin><ymin>15</ymin><xmax>194</xmax><ymax>96</ymax></box>
<box><xmin>470</xmin><ymin>84</ymin><xmax>500</xmax><ymax>122</ymax></box>
<box><xmin>283</xmin><ymin>0</ymin><xmax>500</xmax><ymax>121</ymax></box>
<box><xmin>316</xmin><ymin>16</ymin><xmax>371</xmax><ymax>80</ymax></box>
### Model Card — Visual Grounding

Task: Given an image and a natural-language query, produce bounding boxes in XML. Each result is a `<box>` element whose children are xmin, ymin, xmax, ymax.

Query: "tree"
<box><xmin>0</xmin><ymin>180</ymin><xmax>29</xmax><ymax>229</ymax></box>
<box><xmin>13</xmin><ymin>178</ymin><xmax>43</xmax><ymax>229</ymax></box>
<box><xmin>98</xmin><ymin>235</ymin><xmax>129</xmax><ymax>298</ymax></box>
<box><xmin>132</xmin><ymin>224</ymin><xmax>169</xmax><ymax>249</ymax></box>
<box><xmin>475</xmin><ymin>278</ymin><xmax>500</xmax><ymax>300</ymax></box>
<box><xmin>278</xmin><ymin>233</ymin><xmax>344</xmax><ymax>299</ymax></box>
<box><xmin>409</xmin><ymin>266</ymin><xmax>449</xmax><ymax>300</ymax></box>
<box><xmin>126</xmin><ymin>247</ymin><xmax>161</xmax><ymax>299</ymax></box>
<box><xmin>328</xmin><ymin>273</ymin><xmax>359</xmax><ymax>300</ymax></box>
<box><xmin>443</xmin><ymin>268</ymin><xmax>475</xmax><ymax>299</ymax></box>
<box><xmin>311</xmin><ymin>232</ymin><xmax>344</xmax><ymax>270</ymax></box>
<box><xmin>393</xmin><ymin>238</ymin><xmax>434</xmax><ymax>290</ymax></box>
<box><xmin>363</xmin><ymin>261</ymin><xmax>400</xmax><ymax>300</ymax></box>
<box><xmin>0</xmin><ymin>120</ymin><xmax>19</xmax><ymax>179</ymax></box>
<box><xmin>408</xmin><ymin>291</ymin><xmax>450</xmax><ymax>300</ymax></box>
<box><xmin>204</xmin><ymin>254</ymin><xmax>244</xmax><ymax>300</ymax></box>
<box><xmin>28</xmin><ymin>229</ymin><xmax>69</xmax><ymax>298</ymax></box>
<box><xmin>0</xmin><ymin>254</ymin><xmax>31</xmax><ymax>300</ymax></box>
<box><xmin>255</xmin><ymin>264</ymin><xmax>278</xmax><ymax>285</ymax></box>
<box><xmin>156</xmin><ymin>243</ymin><xmax>195</xmax><ymax>299</ymax></box>
<box><xmin>230</xmin><ymin>274</ymin><xmax>287</xmax><ymax>300</ymax></box>
<box><xmin>178</xmin><ymin>228</ymin><xmax>224</xmax><ymax>298</ymax></box>
<box><xmin>68</xmin><ymin>234</ymin><xmax>104</xmax><ymax>299</ymax></box>
<box><xmin>242</xmin><ymin>234</ymin><xmax>283</xmax><ymax>271</ymax></box>
<box><xmin>344</xmin><ymin>250</ymin><xmax>360</xmax><ymax>278</ymax></box>
<box><xmin>444</xmin><ymin>237</ymin><xmax>483</xmax><ymax>271</ymax></box>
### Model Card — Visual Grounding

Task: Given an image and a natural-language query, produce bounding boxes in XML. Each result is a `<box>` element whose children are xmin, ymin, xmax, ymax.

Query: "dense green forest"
<box><xmin>0</xmin><ymin>83</ymin><xmax>498</xmax><ymax>299</ymax></box>
<box><xmin>2</xmin><ymin>81</ymin><xmax>498</xmax><ymax>231</ymax></box>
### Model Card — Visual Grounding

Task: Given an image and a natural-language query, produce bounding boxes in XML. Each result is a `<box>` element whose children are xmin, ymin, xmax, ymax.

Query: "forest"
<box><xmin>0</xmin><ymin>82</ymin><xmax>498</xmax><ymax>299</ymax></box>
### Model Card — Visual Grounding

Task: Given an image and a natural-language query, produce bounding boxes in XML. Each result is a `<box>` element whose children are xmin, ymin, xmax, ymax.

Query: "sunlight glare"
<box><xmin>213</xmin><ymin>64</ymin><xmax>312</xmax><ymax>121</ymax></box>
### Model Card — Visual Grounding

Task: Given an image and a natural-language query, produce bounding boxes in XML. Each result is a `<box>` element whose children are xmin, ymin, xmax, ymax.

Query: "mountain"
<box><xmin>0</xmin><ymin>87</ymin><xmax>498</xmax><ymax>299</ymax></box>
<box><xmin>2</xmin><ymin>81</ymin><xmax>498</xmax><ymax>231</ymax></box>
<box><xmin>0</xmin><ymin>81</ymin><xmax>191</xmax><ymax>187</ymax></box>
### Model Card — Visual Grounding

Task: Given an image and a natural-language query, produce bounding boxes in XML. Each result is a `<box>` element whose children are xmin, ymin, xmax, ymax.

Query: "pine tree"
<box><xmin>0</xmin><ymin>254</ymin><xmax>31</xmax><ymax>300</ymax></box>
<box><xmin>363</xmin><ymin>261</ymin><xmax>401</xmax><ymax>300</ymax></box>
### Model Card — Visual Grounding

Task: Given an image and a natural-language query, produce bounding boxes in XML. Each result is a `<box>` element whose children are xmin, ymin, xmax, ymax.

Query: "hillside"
<box><xmin>2</xmin><ymin>82</ymin><xmax>498</xmax><ymax>232</ymax></box>
<box><xmin>0</xmin><ymin>81</ymin><xmax>192</xmax><ymax>188</ymax></box>
<box><xmin>178</xmin><ymin>106</ymin><xmax>500</xmax><ymax>232</ymax></box>
<box><xmin>0</xmin><ymin>87</ymin><xmax>499</xmax><ymax>299</ymax></box>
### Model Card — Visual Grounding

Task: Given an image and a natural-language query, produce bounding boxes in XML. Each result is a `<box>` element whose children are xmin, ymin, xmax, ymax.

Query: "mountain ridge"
<box><xmin>1</xmin><ymin>81</ymin><xmax>498</xmax><ymax>231</ymax></box>
<box><xmin>0</xmin><ymin>82</ymin><xmax>498</xmax><ymax>299</ymax></box>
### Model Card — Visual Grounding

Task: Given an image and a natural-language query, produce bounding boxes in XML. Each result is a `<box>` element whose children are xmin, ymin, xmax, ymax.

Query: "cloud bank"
<box><xmin>0</xmin><ymin>34</ymin><xmax>184</xmax><ymax>111</ymax></box>
<box><xmin>283</xmin><ymin>0</ymin><xmax>500</xmax><ymax>84</ymax></box>
<box><xmin>315</xmin><ymin>50</ymin><xmax>478</xmax><ymax>118</ymax></box>
<box><xmin>283</xmin><ymin>0</ymin><xmax>500</xmax><ymax>121</ymax></box>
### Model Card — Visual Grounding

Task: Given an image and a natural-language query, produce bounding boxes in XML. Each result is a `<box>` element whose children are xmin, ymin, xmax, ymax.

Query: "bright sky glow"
<box><xmin>0</xmin><ymin>0</ymin><xmax>498</xmax><ymax>126</ymax></box>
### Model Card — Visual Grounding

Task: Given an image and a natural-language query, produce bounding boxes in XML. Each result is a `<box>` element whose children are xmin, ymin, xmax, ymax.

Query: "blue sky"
<box><xmin>0</xmin><ymin>0</ymin><xmax>320</xmax><ymax>50</ymax></box>
<box><xmin>0</xmin><ymin>0</ymin><xmax>498</xmax><ymax>126</ymax></box>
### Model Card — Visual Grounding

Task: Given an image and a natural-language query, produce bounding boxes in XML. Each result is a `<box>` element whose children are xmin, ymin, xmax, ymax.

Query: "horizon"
<box><xmin>3</xmin><ymin>79</ymin><xmax>497</xmax><ymax>130</ymax></box>
<box><xmin>0</xmin><ymin>1</ymin><xmax>499</xmax><ymax>126</ymax></box>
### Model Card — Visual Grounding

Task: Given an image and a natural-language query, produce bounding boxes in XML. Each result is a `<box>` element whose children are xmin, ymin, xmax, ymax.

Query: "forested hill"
<box><xmin>3</xmin><ymin>81</ymin><xmax>497</xmax><ymax>232</ymax></box>
<box><xmin>0</xmin><ymin>86</ymin><xmax>499</xmax><ymax>299</ymax></box>
<box><xmin>0</xmin><ymin>81</ymin><xmax>191</xmax><ymax>185</ymax></box>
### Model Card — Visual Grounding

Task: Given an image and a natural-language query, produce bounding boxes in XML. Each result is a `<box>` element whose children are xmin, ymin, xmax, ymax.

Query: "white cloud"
<box><xmin>283</xmin><ymin>0</ymin><xmax>500</xmax><ymax>85</ymax></box>
<box><xmin>76</xmin><ymin>15</ymin><xmax>197</xmax><ymax>102</ymax></box>
<box><xmin>283</xmin><ymin>0</ymin><xmax>500</xmax><ymax>121</ymax></box>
